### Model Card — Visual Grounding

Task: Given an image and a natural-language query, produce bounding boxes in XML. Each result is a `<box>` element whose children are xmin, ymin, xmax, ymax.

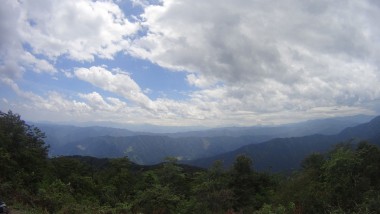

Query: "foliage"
<box><xmin>276</xmin><ymin>142</ymin><xmax>380</xmax><ymax>213</ymax></box>
<box><xmin>0</xmin><ymin>110</ymin><xmax>49</xmax><ymax>198</ymax></box>
<box><xmin>2</xmin><ymin>110</ymin><xmax>380</xmax><ymax>213</ymax></box>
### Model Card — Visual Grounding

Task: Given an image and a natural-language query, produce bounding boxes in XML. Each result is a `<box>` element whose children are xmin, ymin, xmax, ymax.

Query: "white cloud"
<box><xmin>79</xmin><ymin>91</ymin><xmax>129</xmax><ymax>112</ymax></box>
<box><xmin>74</xmin><ymin>66</ymin><xmax>155</xmax><ymax>109</ymax></box>
<box><xmin>1</xmin><ymin>78</ymin><xmax>91</xmax><ymax>114</ymax></box>
<box><xmin>79</xmin><ymin>92</ymin><xmax>109</xmax><ymax>109</ymax></box>
<box><xmin>72</xmin><ymin>66</ymin><xmax>233</xmax><ymax>123</ymax></box>
<box><xmin>125</xmin><ymin>0</ymin><xmax>380</xmax><ymax>123</ymax></box>
<box><xmin>0</xmin><ymin>0</ymin><xmax>139</xmax><ymax>83</ymax></box>
<box><xmin>2</xmin><ymin>0</ymin><xmax>380</xmax><ymax>126</ymax></box>
<box><xmin>131</xmin><ymin>0</ymin><xmax>150</xmax><ymax>8</ymax></box>
<box><xmin>62</xmin><ymin>70</ymin><xmax>74</xmax><ymax>78</ymax></box>
<box><xmin>0</xmin><ymin>1</ymin><xmax>56</xmax><ymax>79</ymax></box>
<box><xmin>2</xmin><ymin>75</ymin><xmax>375</xmax><ymax>126</ymax></box>
<box><xmin>20</xmin><ymin>52</ymin><xmax>56</xmax><ymax>73</ymax></box>
<box><xmin>186</xmin><ymin>73</ymin><xmax>217</xmax><ymax>88</ymax></box>
<box><xmin>20</xmin><ymin>0</ymin><xmax>139</xmax><ymax>61</ymax></box>
<box><xmin>1</xmin><ymin>78</ymin><xmax>143</xmax><ymax>123</ymax></box>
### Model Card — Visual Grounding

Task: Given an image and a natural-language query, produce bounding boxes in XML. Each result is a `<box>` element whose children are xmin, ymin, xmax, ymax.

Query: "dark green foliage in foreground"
<box><xmin>2</xmin><ymin>110</ymin><xmax>380</xmax><ymax>213</ymax></box>
<box><xmin>275</xmin><ymin>142</ymin><xmax>380</xmax><ymax>214</ymax></box>
<box><xmin>0</xmin><ymin>110</ymin><xmax>49</xmax><ymax>198</ymax></box>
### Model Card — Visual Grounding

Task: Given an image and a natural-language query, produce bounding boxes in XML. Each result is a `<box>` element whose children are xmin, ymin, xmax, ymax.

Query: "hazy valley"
<box><xmin>34</xmin><ymin>114</ymin><xmax>378</xmax><ymax>172</ymax></box>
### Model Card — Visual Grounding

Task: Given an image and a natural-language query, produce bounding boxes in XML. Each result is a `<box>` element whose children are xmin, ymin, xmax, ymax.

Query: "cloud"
<box><xmin>1</xmin><ymin>77</ymin><xmax>146</xmax><ymax>123</ymax></box>
<box><xmin>2</xmin><ymin>0</ymin><xmax>380</xmax><ymax>126</ymax></box>
<box><xmin>0</xmin><ymin>0</ymin><xmax>139</xmax><ymax>83</ymax></box>
<box><xmin>62</xmin><ymin>70</ymin><xmax>74</xmax><ymax>78</ymax></box>
<box><xmin>73</xmin><ymin>66</ymin><xmax>231</xmax><ymax>122</ymax></box>
<box><xmin>0</xmin><ymin>0</ymin><xmax>57</xmax><ymax>80</ymax></box>
<box><xmin>20</xmin><ymin>0</ymin><xmax>139</xmax><ymax>61</ymax></box>
<box><xmin>79</xmin><ymin>92</ymin><xmax>111</xmax><ymax>110</ymax></box>
<box><xmin>1</xmin><ymin>78</ymin><xmax>90</xmax><ymax>114</ymax></box>
<box><xmin>1</xmin><ymin>75</ymin><xmax>375</xmax><ymax>126</ymax></box>
<box><xmin>186</xmin><ymin>73</ymin><xmax>217</xmax><ymax>88</ymax></box>
<box><xmin>128</xmin><ymin>0</ymin><xmax>380</xmax><ymax>118</ymax></box>
<box><xmin>79</xmin><ymin>91</ymin><xmax>129</xmax><ymax>112</ymax></box>
<box><xmin>20</xmin><ymin>52</ymin><xmax>56</xmax><ymax>73</ymax></box>
<box><xmin>74</xmin><ymin>66</ymin><xmax>155</xmax><ymax>109</ymax></box>
<box><xmin>131</xmin><ymin>0</ymin><xmax>150</xmax><ymax>8</ymax></box>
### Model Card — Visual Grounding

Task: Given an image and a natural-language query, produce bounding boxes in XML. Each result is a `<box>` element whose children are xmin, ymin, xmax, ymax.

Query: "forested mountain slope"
<box><xmin>187</xmin><ymin>116</ymin><xmax>380</xmax><ymax>172</ymax></box>
<box><xmin>170</xmin><ymin>114</ymin><xmax>373</xmax><ymax>138</ymax></box>
<box><xmin>54</xmin><ymin>135</ymin><xmax>259</xmax><ymax>164</ymax></box>
<box><xmin>40</xmin><ymin>115</ymin><xmax>373</xmax><ymax>164</ymax></box>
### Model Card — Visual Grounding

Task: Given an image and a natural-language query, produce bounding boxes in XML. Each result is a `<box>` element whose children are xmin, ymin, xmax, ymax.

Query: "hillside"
<box><xmin>39</xmin><ymin>115</ymin><xmax>374</xmax><ymax>164</ymax></box>
<box><xmin>54</xmin><ymin>135</ymin><xmax>259</xmax><ymax>164</ymax></box>
<box><xmin>187</xmin><ymin>116</ymin><xmax>380</xmax><ymax>172</ymax></box>
<box><xmin>169</xmin><ymin>115</ymin><xmax>373</xmax><ymax>138</ymax></box>
<box><xmin>34</xmin><ymin>123</ymin><xmax>147</xmax><ymax>145</ymax></box>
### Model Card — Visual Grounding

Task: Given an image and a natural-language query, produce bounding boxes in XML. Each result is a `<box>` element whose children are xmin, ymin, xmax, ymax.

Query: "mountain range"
<box><xmin>187</xmin><ymin>115</ymin><xmax>380</xmax><ymax>172</ymax></box>
<box><xmin>34</xmin><ymin>114</ymin><xmax>379</xmax><ymax>171</ymax></box>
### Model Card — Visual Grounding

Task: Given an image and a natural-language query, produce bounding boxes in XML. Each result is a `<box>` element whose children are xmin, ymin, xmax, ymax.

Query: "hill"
<box><xmin>168</xmin><ymin>114</ymin><xmax>373</xmax><ymax>138</ymax></box>
<box><xmin>187</xmin><ymin>116</ymin><xmax>380</xmax><ymax>172</ymax></box>
<box><xmin>38</xmin><ymin>115</ymin><xmax>374</xmax><ymax>163</ymax></box>
<box><xmin>54</xmin><ymin>135</ymin><xmax>259</xmax><ymax>164</ymax></box>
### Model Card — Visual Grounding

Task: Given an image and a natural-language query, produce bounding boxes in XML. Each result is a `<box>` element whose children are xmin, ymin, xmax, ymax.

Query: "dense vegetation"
<box><xmin>1</xmin><ymin>110</ymin><xmax>380</xmax><ymax>213</ymax></box>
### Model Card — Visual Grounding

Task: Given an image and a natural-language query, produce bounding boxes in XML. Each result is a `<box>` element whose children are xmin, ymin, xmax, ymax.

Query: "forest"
<box><xmin>1</xmin><ymin>110</ymin><xmax>380</xmax><ymax>214</ymax></box>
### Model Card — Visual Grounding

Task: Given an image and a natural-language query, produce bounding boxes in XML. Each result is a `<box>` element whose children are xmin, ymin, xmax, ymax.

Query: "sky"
<box><xmin>1</xmin><ymin>0</ymin><xmax>380</xmax><ymax>128</ymax></box>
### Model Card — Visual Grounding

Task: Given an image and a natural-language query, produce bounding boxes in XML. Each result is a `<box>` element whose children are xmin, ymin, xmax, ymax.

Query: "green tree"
<box><xmin>37</xmin><ymin>179</ymin><xmax>75</xmax><ymax>213</ymax></box>
<box><xmin>229</xmin><ymin>155</ymin><xmax>258</xmax><ymax>212</ymax></box>
<box><xmin>355</xmin><ymin>142</ymin><xmax>380</xmax><ymax>188</ymax></box>
<box><xmin>157</xmin><ymin>157</ymin><xmax>188</xmax><ymax>195</ymax></box>
<box><xmin>276</xmin><ymin>142</ymin><xmax>380</xmax><ymax>213</ymax></box>
<box><xmin>0</xmin><ymin>110</ymin><xmax>49</xmax><ymax>196</ymax></box>
<box><xmin>132</xmin><ymin>184</ymin><xmax>181</xmax><ymax>213</ymax></box>
<box><xmin>323</xmin><ymin>145</ymin><xmax>361</xmax><ymax>211</ymax></box>
<box><xmin>88</xmin><ymin>157</ymin><xmax>136</xmax><ymax>206</ymax></box>
<box><xmin>192</xmin><ymin>161</ymin><xmax>234</xmax><ymax>213</ymax></box>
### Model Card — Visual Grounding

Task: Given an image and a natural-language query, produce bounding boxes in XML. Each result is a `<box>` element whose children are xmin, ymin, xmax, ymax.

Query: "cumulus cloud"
<box><xmin>79</xmin><ymin>91</ymin><xmax>129</xmax><ymax>112</ymax></box>
<box><xmin>72</xmin><ymin>65</ymin><xmax>234</xmax><ymax>123</ymax></box>
<box><xmin>79</xmin><ymin>92</ymin><xmax>112</xmax><ymax>110</ymax></box>
<box><xmin>20</xmin><ymin>52</ymin><xmax>56</xmax><ymax>73</ymax></box>
<box><xmin>0</xmin><ymin>0</ymin><xmax>58</xmax><ymax>80</ymax></box>
<box><xmin>74</xmin><ymin>66</ymin><xmax>155</xmax><ymax>109</ymax></box>
<box><xmin>2</xmin><ymin>0</ymin><xmax>380</xmax><ymax>126</ymax></box>
<box><xmin>131</xmin><ymin>0</ymin><xmax>150</xmax><ymax>8</ymax></box>
<box><xmin>21</xmin><ymin>0</ymin><xmax>139</xmax><ymax>61</ymax></box>
<box><xmin>1</xmin><ymin>78</ymin><xmax>90</xmax><ymax>114</ymax></box>
<box><xmin>1</xmin><ymin>77</ymin><xmax>145</xmax><ymax>124</ymax></box>
<box><xmin>128</xmin><ymin>0</ymin><xmax>380</xmax><ymax>119</ymax></box>
<box><xmin>0</xmin><ymin>0</ymin><xmax>138</xmax><ymax>82</ymax></box>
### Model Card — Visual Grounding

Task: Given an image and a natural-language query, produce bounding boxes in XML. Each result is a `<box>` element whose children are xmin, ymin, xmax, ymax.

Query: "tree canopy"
<box><xmin>1</xmin><ymin>110</ymin><xmax>380</xmax><ymax>213</ymax></box>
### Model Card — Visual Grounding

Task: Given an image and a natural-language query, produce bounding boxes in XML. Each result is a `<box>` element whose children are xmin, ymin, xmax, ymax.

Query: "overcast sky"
<box><xmin>1</xmin><ymin>0</ymin><xmax>380</xmax><ymax>127</ymax></box>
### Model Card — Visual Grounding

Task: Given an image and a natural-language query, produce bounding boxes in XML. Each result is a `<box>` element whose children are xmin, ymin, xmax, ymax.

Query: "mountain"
<box><xmin>338</xmin><ymin>115</ymin><xmax>380</xmax><ymax>139</ymax></box>
<box><xmin>36</xmin><ymin>114</ymin><xmax>375</xmax><ymax>165</ymax></box>
<box><xmin>52</xmin><ymin>135</ymin><xmax>259</xmax><ymax>164</ymax></box>
<box><xmin>34</xmin><ymin>123</ymin><xmax>151</xmax><ymax>154</ymax></box>
<box><xmin>186</xmin><ymin>115</ymin><xmax>380</xmax><ymax>172</ymax></box>
<box><xmin>169</xmin><ymin>114</ymin><xmax>374</xmax><ymax>138</ymax></box>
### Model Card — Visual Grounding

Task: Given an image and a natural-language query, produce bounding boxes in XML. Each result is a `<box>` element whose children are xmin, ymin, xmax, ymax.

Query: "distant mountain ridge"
<box><xmin>186</xmin><ymin>115</ymin><xmax>380</xmax><ymax>172</ymax></box>
<box><xmin>53</xmin><ymin>135</ymin><xmax>259</xmax><ymax>164</ymax></box>
<box><xmin>169</xmin><ymin>114</ymin><xmax>374</xmax><ymax>138</ymax></box>
<box><xmin>33</xmin><ymin>123</ymin><xmax>152</xmax><ymax>154</ymax></box>
<box><xmin>35</xmin><ymin>114</ymin><xmax>376</xmax><ymax>166</ymax></box>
